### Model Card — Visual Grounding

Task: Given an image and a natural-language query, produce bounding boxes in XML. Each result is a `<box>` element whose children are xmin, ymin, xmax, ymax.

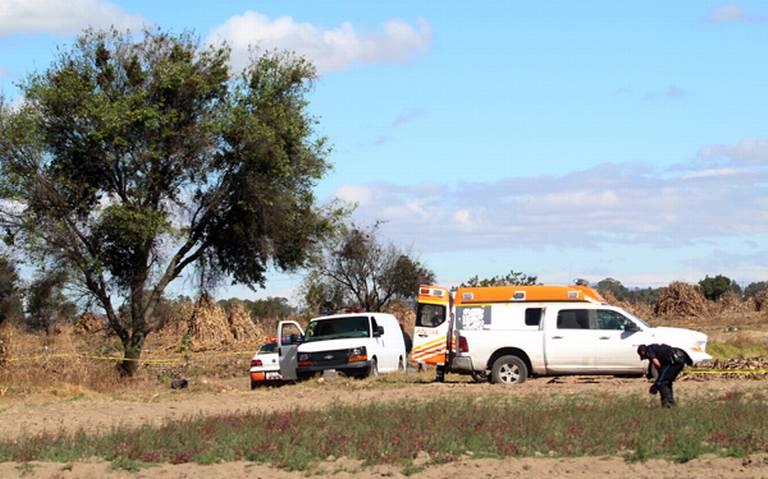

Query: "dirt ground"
<box><xmin>0</xmin><ymin>374</ymin><xmax>764</xmax><ymax>439</ymax></box>
<box><xmin>2</xmin><ymin>374</ymin><xmax>768</xmax><ymax>478</ymax></box>
<box><xmin>2</xmin><ymin>454</ymin><xmax>768</xmax><ymax>479</ymax></box>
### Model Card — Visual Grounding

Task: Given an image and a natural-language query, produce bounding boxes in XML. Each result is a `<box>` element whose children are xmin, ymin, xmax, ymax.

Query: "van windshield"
<box><xmin>304</xmin><ymin>316</ymin><xmax>370</xmax><ymax>342</ymax></box>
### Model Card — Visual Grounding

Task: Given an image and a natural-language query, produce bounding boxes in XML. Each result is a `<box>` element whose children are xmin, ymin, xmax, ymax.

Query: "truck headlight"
<box><xmin>348</xmin><ymin>346</ymin><xmax>367</xmax><ymax>363</ymax></box>
<box><xmin>691</xmin><ymin>340</ymin><xmax>706</xmax><ymax>353</ymax></box>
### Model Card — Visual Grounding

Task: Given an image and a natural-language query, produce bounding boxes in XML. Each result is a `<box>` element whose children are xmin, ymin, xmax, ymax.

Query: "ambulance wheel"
<box><xmin>491</xmin><ymin>355</ymin><xmax>528</xmax><ymax>385</ymax></box>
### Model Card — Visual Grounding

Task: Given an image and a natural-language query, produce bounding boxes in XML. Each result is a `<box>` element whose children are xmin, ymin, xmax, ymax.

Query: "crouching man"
<box><xmin>637</xmin><ymin>344</ymin><xmax>692</xmax><ymax>408</ymax></box>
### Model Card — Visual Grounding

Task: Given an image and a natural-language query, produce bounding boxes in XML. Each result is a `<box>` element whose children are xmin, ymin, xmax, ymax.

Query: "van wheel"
<box><xmin>491</xmin><ymin>355</ymin><xmax>528</xmax><ymax>385</ymax></box>
<box><xmin>367</xmin><ymin>357</ymin><xmax>379</xmax><ymax>378</ymax></box>
<box><xmin>398</xmin><ymin>356</ymin><xmax>405</xmax><ymax>371</ymax></box>
<box><xmin>250</xmin><ymin>380</ymin><xmax>258</xmax><ymax>390</ymax></box>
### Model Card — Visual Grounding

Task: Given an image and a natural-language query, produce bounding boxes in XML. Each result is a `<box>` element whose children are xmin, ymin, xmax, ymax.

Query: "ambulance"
<box><xmin>412</xmin><ymin>283</ymin><xmax>712</xmax><ymax>384</ymax></box>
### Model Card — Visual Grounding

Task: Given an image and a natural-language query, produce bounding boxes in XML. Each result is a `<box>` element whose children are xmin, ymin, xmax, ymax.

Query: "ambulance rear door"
<box><xmin>411</xmin><ymin>286</ymin><xmax>450</xmax><ymax>366</ymax></box>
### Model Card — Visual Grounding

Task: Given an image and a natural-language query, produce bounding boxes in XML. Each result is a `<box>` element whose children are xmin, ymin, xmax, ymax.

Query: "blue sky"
<box><xmin>2</xmin><ymin>1</ymin><xmax>767</xmax><ymax>302</ymax></box>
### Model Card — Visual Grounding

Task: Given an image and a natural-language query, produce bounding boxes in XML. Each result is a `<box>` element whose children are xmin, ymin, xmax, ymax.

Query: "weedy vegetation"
<box><xmin>708</xmin><ymin>338</ymin><xmax>768</xmax><ymax>359</ymax></box>
<box><xmin>1</xmin><ymin>394</ymin><xmax>766</xmax><ymax>470</ymax></box>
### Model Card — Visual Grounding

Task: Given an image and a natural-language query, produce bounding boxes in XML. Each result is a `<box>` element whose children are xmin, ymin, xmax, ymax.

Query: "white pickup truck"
<box><xmin>413</xmin><ymin>284</ymin><xmax>712</xmax><ymax>384</ymax></box>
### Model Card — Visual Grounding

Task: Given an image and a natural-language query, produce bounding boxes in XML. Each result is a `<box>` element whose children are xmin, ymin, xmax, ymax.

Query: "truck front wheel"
<box><xmin>491</xmin><ymin>355</ymin><xmax>528</xmax><ymax>385</ymax></box>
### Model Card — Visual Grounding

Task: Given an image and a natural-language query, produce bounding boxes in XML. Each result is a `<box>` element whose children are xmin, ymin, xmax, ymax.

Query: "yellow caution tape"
<box><xmin>686</xmin><ymin>369</ymin><xmax>768</xmax><ymax>375</ymax></box>
<box><xmin>3</xmin><ymin>350</ymin><xmax>254</xmax><ymax>364</ymax></box>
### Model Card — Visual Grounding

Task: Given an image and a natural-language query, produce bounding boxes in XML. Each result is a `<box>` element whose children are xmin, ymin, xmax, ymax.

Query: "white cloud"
<box><xmin>704</xmin><ymin>4</ymin><xmax>768</xmax><ymax>23</ymax></box>
<box><xmin>0</xmin><ymin>0</ymin><xmax>145</xmax><ymax>37</ymax></box>
<box><xmin>454</xmin><ymin>209</ymin><xmax>471</xmax><ymax>225</ymax></box>
<box><xmin>208</xmin><ymin>11</ymin><xmax>432</xmax><ymax>74</ymax></box>
<box><xmin>680</xmin><ymin>167</ymin><xmax>742</xmax><ymax>179</ymax></box>
<box><xmin>697</xmin><ymin>138</ymin><xmax>768</xmax><ymax>165</ymax></box>
<box><xmin>706</xmin><ymin>4</ymin><xmax>746</xmax><ymax>22</ymax></box>
<box><xmin>336</xmin><ymin>139</ymin><xmax>768</xmax><ymax>253</ymax></box>
<box><xmin>335</xmin><ymin>185</ymin><xmax>372</xmax><ymax>206</ymax></box>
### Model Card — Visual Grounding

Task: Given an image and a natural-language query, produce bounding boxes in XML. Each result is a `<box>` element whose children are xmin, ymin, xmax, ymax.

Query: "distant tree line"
<box><xmin>460</xmin><ymin>270</ymin><xmax>539</xmax><ymax>288</ymax></box>
<box><xmin>596</xmin><ymin>274</ymin><xmax>765</xmax><ymax>303</ymax></box>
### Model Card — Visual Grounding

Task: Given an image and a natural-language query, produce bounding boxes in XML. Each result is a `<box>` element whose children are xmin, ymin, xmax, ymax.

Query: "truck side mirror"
<box><xmin>624</xmin><ymin>322</ymin><xmax>639</xmax><ymax>333</ymax></box>
<box><xmin>374</xmin><ymin>325</ymin><xmax>384</xmax><ymax>337</ymax></box>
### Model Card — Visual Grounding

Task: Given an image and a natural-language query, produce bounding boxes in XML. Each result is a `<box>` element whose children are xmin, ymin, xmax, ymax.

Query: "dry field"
<box><xmin>1</xmin><ymin>375</ymin><xmax>768</xmax><ymax>478</ymax></box>
<box><xmin>0</xmin><ymin>295</ymin><xmax>767</xmax><ymax>477</ymax></box>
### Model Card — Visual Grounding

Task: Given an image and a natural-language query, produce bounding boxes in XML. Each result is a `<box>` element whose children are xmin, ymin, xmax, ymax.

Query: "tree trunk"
<box><xmin>119</xmin><ymin>267</ymin><xmax>150</xmax><ymax>377</ymax></box>
<box><xmin>118</xmin><ymin>331</ymin><xmax>145</xmax><ymax>377</ymax></box>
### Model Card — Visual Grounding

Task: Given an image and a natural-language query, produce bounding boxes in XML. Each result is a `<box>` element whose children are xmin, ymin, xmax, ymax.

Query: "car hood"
<box><xmin>298</xmin><ymin>337</ymin><xmax>370</xmax><ymax>353</ymax></box>
<box><xmin>650</xmin><ymin>326</ymin><xmax>708</xmax><ymax>343</ymax></box>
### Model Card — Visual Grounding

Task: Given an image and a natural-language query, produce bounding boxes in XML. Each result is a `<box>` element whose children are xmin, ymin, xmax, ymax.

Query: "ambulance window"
<box><xmin>525</xmin><ymin>308</ymin><xmax>543</xmax><ymax>326</ymax></box>
<box><xmin>417</xmin><ymin>303</ymin><xmax>446</xmax><ymax>327</ymax></box>
<box><xmin>557</xmin><ymin>309</ymin><xmax>592</xmax><ymax>329</ymax></box>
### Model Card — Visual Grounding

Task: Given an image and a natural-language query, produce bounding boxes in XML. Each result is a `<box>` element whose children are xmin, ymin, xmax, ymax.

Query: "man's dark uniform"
<box><xmin>638</xmin><ymin>343</ymin><xmax>690</xmax><ymax>408</ymax></box>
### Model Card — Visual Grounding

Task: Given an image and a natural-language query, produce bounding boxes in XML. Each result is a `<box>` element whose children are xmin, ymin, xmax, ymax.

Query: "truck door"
<box><xmin>543</xmin><ymin>308</ymin><xmax>598</xmax><ymax>372</ymax></box>
<box><xmin>412</xmin><ymin>286</ymin><xmax>450</xmax><ymax>366</ymax></box>
<box><xmin>592</xmin><ymin>309</ymin><xmax>649</xmax><ymax>371</ymax></box>
<box><xmin>277</xmin><ymin>320</ymin><xmax>304</xmax><ymax>380</ymax></box>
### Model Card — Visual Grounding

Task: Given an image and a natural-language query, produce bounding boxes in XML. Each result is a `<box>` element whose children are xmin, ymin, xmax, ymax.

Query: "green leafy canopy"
<box><xmin>0</xmin><ymin>28</ymin><xmax>341</xmax><ymax>374</ymax></box>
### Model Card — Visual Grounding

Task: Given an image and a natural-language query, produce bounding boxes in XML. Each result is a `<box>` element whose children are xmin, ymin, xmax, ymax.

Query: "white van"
<box><xmin>279</xmin><ymin>313</ymin><xmax>406</xmax><ymax>379</ymax></box>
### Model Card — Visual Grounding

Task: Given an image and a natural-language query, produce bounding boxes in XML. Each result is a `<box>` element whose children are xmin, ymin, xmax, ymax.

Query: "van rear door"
<box><xmin>277</xmin><ymin>320</ymin><xmax>304</xmax><ymax>380</ymax></box>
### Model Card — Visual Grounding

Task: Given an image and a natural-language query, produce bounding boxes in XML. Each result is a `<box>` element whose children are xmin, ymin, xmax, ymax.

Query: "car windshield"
<box><xmin>303</xmin><ymin>316</ymin><xmax>370</xmax><ymax>342</ymax></box>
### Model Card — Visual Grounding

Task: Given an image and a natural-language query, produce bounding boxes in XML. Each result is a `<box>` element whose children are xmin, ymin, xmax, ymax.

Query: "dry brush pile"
<box><xmin>688</xmin><ymin>357</ymin><xmax>768</xmax><ymax>380</ymax></box>
<box><xmin>156</xmin><ymin>294</ymin><xmax>262</xmax><ymax>352</ymax></box>
<box><xmin>654</xmin><ymin>282</ymin><xmax>711</xmax><ymax>318</ymax></box>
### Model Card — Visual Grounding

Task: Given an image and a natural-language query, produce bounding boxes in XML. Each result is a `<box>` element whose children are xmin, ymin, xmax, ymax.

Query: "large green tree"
<box><xmin>303</xmin><ymin>224</ymin><xmax>434</xmax><ymax>313</ymax></box>
<box><xmin>698</xmin><ymin>274</ymin><xmax>741</xmax><ymax>301</ymax></box>
<box><xmin>0</xmin><ymin>29</ymin><xmax>336</xmax><ymax>375</ymax></box>
<box><xmin>595</xmin><ymin>277</ymin><xmax>629</xmax><ymax>301</ymax></box>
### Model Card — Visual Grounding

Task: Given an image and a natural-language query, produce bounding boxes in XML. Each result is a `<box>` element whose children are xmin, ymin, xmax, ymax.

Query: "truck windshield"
<box><xmin>303</xmin><ymin>316</ymin><xmax>370</xmax><ymax>342</ymax></box>
<box><xmin>622</xmin><ymin>309</ymin><xmax>651</xmax><ymax>329</ymax></box>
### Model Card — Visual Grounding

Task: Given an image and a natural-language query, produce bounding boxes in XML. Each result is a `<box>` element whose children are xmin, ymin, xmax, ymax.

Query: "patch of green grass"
<box><xmin>1</xmin><ymin>394</ymin><xmax>766</xmax><ymax>470</ymax></box>
<box><xmin>708</xmin><ymin>339</ymin><xmax>768</xmax><ymax>359</ymax></box>
<box><xmin>109</xmin><ymin>456</ymin><xmax>151</xmax><ymax>472</ymax></box>
<box><xmin>401</xmin><ymin>462</ymin><xmax>425</xmax><ymax>476</ymax></box>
